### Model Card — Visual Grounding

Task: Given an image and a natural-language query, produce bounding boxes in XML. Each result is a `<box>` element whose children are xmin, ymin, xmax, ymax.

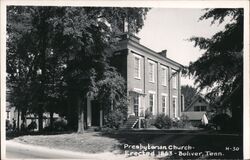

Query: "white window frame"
<box><xmin>161</xmin><ymin>93</ymin><xmax>167</xmax><ymax>115</ymax></box>
<box><xmin>133</xmin><ymin>88</ymin><xmax>142</xmax><ymax>93</ymax></box>
<box><xmin>161</xmin><ymin>65</ymin><xmax>167</xmax><ymax>86</ymax></box>
<box><xmin>148</xmin><ymin>60</ymin><xmax>155</xmax><ymax>83</ymax></box>
<box><xmin>133</xmin><ymin>54</ymin><xmax>141</xmax><ymax>79</ymax></box>
<box><xmin>148</xmin><ymin>90</ymin><xmax>156</xmax><ymax>115</ymax></box>
<box><xmin>173</xmin><ymin>96</ymin><xmax>177</xmax><ymax>117</ymax></box>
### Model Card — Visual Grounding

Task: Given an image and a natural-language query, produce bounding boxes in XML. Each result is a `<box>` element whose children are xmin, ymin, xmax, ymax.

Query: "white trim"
<box><xmin>161</xmin><ymin>93</ymin><xmax>168</xmax><ymax>97</ymax></box>
<box><xmin>133</xmin><ymin>54</ymin><xmax>141</xmax><ymax>79</ymax></box>
<box><xmin>133</xmin><ymin>53</ymin><xmax>142</xmax><ymax>59</ymax></box>
<box><xmin>148</xmin><ymin>90</ymin><xmax>156</xmax><ymax>94</ymax></box>
<box><xmin>134</xmin><ymin>88</ymin><xmax>142</xmax><ymax>92</ymax></box>
<box><xmin>148</xmin><ymin>59</ymin><xmax>156</xmax><ymax>64</ymax></box>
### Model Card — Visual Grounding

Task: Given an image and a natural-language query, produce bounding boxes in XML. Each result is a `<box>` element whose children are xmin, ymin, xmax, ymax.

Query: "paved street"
<box><xmin>5</xmin><ymin>140</ymin><xmax>126</xmax><ymax>159</ymax></box>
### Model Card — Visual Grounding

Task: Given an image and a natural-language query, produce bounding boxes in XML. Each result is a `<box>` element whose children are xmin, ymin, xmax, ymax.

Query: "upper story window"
<box><xmin>172</xmin><ymin>75</ymin><xmax>177</xmax><ymax>89</ymax></box>
<box><xmin>148</xmin><ymin>60</ymin><xmax>155</xmax><ymax>83</ymax></box>
<box><xmin>161</xmin><ymin>66</ymin><xmax>167</xmax><ymax>86</ymax></box>
<box><xmin>134</xmin><ymin>54</ymin><xmax>141</xmax><ymax>79</ymax></box>
<box><xmin>194</xmin><ymin>106</ymin><xmax>207</xmax><ymax>112</ymax></box>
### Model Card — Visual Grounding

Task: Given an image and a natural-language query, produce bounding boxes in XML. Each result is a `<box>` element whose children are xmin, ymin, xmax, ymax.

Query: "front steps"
<box><xmin>120</xmin><ymin>116</ymin><xmax>139</xmax><ymax>129</ymax></box>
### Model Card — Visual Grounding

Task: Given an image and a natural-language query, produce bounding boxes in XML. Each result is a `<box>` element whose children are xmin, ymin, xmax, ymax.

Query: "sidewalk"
<box><xmin>6</xmin><ymin>140</ymin><xmax>121</xmax><ymax>159</ymax></box>
<box><xmin>5</xmin><ymin>140</ymin><xmax>155</xmax><ymax>160</ymax></box>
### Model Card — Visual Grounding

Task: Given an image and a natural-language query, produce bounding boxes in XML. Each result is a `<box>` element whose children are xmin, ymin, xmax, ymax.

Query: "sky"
<box><xmin>137</xmin><ymin>8</ymin><xmax>227</xmax><ymax>87</ymax></box>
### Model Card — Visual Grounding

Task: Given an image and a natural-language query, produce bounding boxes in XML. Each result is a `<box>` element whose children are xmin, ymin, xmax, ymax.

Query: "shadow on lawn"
<box><xmin>99</xmin><ymin>130</ymin><xmax>243</xmax><ymax>160</ymax></box>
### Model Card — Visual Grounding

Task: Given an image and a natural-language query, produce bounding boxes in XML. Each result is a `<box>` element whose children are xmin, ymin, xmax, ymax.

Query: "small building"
<box><xmin>182</xmin><ymin>95</ymin><xmax>211</xmax><ymax>126</ymax></box>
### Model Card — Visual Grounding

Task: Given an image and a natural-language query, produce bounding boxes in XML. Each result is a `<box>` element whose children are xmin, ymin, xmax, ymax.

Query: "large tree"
<box><xmin>188</xmin><ymin>9</ymin><xmax>243</xmax><ymax>131</ymax></box>
<box><xmin>7</xmin><ymin>6</ymin><xmax>149</xmax><ymax>133</ymax></box>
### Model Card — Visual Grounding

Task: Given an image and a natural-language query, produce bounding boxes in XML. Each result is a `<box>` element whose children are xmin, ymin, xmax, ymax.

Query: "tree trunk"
<box><xmin>21</xmin><ymin>109</ymin><xmax>27</xmax><ymax>129</ymax></box>
<box><xmin>38</xmin><ymin>107</ymin><xmax>43</xmax><ymax>131</ymax></box>
<box><xmin>17</xmin><ymin>108</ymin><xmax>20</xmax><ymax>131</ymax></box>
<box><xmin>77</xmin><ymin>94</ymin><xmax>84</xmax><ymax>133</ymax></box>
<box><xmin>50</xmin><ymin>112</ymin><xmax>54</xmax><ymax>129</ymax></box>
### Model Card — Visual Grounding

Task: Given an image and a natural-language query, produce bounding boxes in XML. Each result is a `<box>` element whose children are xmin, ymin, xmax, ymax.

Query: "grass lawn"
<box><xmin>11</xmin><ymin>130</ymin><xmax>243</xmax><ymax>159</ymax></box>
<box><xmin>13</xmin><ymin>132</ymin><xmax>120</xmax><ymax>153</ymax></box>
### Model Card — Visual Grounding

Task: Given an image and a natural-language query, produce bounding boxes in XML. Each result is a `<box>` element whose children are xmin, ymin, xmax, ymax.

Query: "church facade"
<box><xmin>86</xmin><ymin>33</ymin><xmax>183</xmax><ymax>127</ymax></box>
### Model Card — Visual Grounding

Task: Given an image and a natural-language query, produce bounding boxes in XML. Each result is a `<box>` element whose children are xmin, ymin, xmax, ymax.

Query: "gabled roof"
<box><xmin>184</xmin><ymin>94</ymin><xmax>209</xmax><ymax>111</ymax></box>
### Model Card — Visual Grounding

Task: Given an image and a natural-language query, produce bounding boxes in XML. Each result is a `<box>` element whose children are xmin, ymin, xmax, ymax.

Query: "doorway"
<box><xmin>91</xmin><ymin>100</ymin><xmax>100</xmax><ymax>126</ymax></box>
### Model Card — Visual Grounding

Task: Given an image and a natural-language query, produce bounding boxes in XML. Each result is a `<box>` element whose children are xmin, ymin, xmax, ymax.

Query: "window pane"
<box><xmin>194</xmin><ymin>106</ymin><xmax>200</xmax><ymax>111</ymax></box>
<box><xmin>162</xmin><ymin>96</ymin><xmax>166</xmax><ymax>113</ymax></box>
<box><xmin>134</xmin><ymin>57</ymin><xmax>140</xmax><ymax>78</ymax></box>
<box><xmin>149</xmin><ymin>94</ymin><xmax>154</xmax><ymax>113</ymax></box>
<box><xmin>173</xmin><ymin>76</ymin><xmax>177</xmax><ymax>89</ymax></box>
<box><xmin>173</xmin><ymin>97</ymin><xmax>176</xmax><ymax>117</ymax></box>
<box><xmin>134</xmin><ymin>94</ymin><xmax>139</xmax><ymax>116</ymax></box>
<box><xmin>201</xmin><ymin>106</ymin><xmax>206</xmax><ymax>111</ymax></box>
<box><xmin>149</xmin><ymin>63</ymin><xmax>154</xmax><ymax>82</ymax></box>
<box><xmin>161</xmin><ymin>67</ymin><xmax>166</xmax><ymax>85</ymax></box>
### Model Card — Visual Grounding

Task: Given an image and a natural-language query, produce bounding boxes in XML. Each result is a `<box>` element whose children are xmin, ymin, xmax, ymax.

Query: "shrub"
<box><xmin>176</xmin><ymin>115</ymin><xmax>190</xmax><ymax>128</ymax></box>
<box><xmin>144</xmin><ymin>109</ymin><xmax>153</xmax><ymax>119</ymax></box>
<box><xmin>154</xmin><ymin>114</ymin><xmax>172</xmax><ymax>129</ymax></box>
<box><xmin>141</xmin><ymin>117</ymin><xmax>155</xmax><ymax>128</ymax></box>
<box><xmin>53</xmin><ymin>117</ymin><xmax>68</xmax><ymax>131</ymax></box>
<box><xmin>27</xmin><ymin>121</ymin><xmax>37</xmax><ymax>131</ymax></box>
<box><xmin>211</xmin><ymin>113</ymin><xmax>231</xmax><ymax>131</ymax></box>
<box><xmin>105</xmin><ymin>110</ymin><xmax>124</xmax><ymax>129</ymax></box>
<box><xmin>6</xmin><ymin>120</ymin><xmax>12</xmax><ymax>131</ymax></box>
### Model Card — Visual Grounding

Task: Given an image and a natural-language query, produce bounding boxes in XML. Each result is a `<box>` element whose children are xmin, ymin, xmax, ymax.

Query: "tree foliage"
<box><xmin>6</xmin><ymin>6</ymin><xmax>149</xmax><ymax>132</ymax></box>
<box><xmin>188</xmin><ymin>9</ymin><xmax>243</xmax><ymax>131</ymax></box>
<box><xmin>181</xmin><ymin>85</ymin><xmax>198</xmax><ymax>109</ymax></box>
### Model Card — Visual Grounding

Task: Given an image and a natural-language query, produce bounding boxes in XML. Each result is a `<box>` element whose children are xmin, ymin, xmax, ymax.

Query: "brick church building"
<box><xmin>86</xmin><ymin>33</ymin><xmax>183</xmax><ymax>127</ymax></box>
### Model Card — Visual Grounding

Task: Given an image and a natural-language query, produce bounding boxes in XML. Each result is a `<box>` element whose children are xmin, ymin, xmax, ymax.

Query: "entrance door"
<box><xmin>91</xmin><ymin>100</ymin><xmax>100</xmax><ymax>126</ymax></box>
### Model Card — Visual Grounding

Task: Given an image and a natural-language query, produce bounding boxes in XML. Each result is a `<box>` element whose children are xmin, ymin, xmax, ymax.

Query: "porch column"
<box><xmin>87</xmin><ymin>97</ymin><xmax>92</xmax><ymax>127</ymax></box>
<box><xmin>178</xmin><ymin>71</ymin><xmax>181</xmax><ymax>117</ymax></box>
<box><xmin>168</xmin><ymin>67</ymin><xmax>172</xmax><ymax>118</ymax></box>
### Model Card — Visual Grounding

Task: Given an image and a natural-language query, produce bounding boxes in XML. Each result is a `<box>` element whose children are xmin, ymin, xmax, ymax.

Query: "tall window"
<box><xmin>161</xmin><ymin>66</ymin><xmax>167</xmax><ymax>86</ymax></box>
<box><xmin>149</xmin><ymin>61</ymin><xmax>154</xmax><ymax>82</ymax></box>
<box><xmin>134</xmin><ymin>55</ymin><xmax>140</xmax><ymax>79</ymax></box>
<box><xmin>173</xmin><ymin>97</ymin><xmax>177</xmax><ymax>117</ymax></box>
<box><xmin>162</xmin><ymin>95</ymin><xmax>167</xmax><ymax>114</ymax></box>
<box><xmin>149</xmin><ymin>93</ymin><xmax>154</xmax><ymax>113</ymax></box>
<box><xmin>133</xmin><ymin>94</ymin><xmax>139</xmax><ymax>116</ymax></box>
<box><xmin>172</xmin><ymin>75</ymin><xmax>177</xmax><ymax>89</ymax></box>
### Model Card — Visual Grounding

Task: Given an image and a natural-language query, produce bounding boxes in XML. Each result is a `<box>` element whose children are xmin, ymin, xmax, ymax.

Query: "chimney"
<box><xmin>158</xmin><ymin>50</ymin><xmax>167</xmax><ymax>58</ymax></box>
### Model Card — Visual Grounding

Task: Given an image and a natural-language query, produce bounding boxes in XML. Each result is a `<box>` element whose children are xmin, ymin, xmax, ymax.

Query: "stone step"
<box><xmin>120</xmin><ymin>116</ymin><xmax>139</xmax><ymax>129</ymax></box>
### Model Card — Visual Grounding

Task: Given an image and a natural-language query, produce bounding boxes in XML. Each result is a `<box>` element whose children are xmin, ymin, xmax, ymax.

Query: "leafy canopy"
<box><xmin>6</xmin><ymin>6</ymin><xmax>149</xmax><ymax>118</ymax></box>
<box><xmin>188</xmin><ymin>8</ymin><xmax>243</xmax><ymax>110</ymax></box>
